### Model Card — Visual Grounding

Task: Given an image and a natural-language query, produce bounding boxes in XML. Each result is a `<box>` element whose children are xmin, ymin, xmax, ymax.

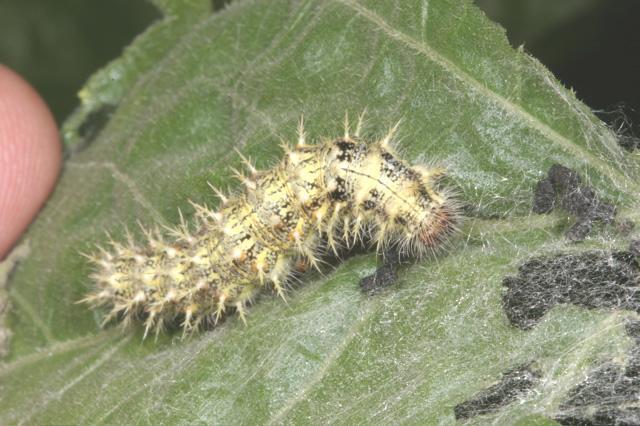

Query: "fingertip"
<box><xmin>0</xmin><ymin>64</ymin><xmax>62</xmax><ymax>259</ymax></box>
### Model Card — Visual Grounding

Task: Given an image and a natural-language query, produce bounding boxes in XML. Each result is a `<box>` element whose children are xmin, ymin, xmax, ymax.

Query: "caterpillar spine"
<box><xmin>81</xmin><ymin>114</ymin><xmax>458</xmax><ymax>338</ymax></box>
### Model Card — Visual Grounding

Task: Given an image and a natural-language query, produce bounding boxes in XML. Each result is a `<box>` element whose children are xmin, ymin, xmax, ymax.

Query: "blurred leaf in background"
<box><xmin>0</xmin><ymin>0</ymin><xmax>159</xmax><ymax>123</ymax></box>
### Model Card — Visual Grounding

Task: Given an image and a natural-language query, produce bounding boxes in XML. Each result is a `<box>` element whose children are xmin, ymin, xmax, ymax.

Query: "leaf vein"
<box><xmin>336</xmin><ymin>0</ymin><xmax>637</xmax><ymax>193</ymax></box>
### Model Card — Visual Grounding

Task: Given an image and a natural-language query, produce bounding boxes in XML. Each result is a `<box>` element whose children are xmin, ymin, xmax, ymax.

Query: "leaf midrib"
<box><xmin>337</xmin><ymin>0</ymin><xmax>637</xmax><ymax>194</ymax></box>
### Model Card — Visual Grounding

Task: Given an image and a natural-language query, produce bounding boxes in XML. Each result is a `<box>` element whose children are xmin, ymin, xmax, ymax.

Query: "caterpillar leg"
<box><xmin>359</xmin><ymin>248</ymin><xmax>402</xmax><ymax>295</ymax></box>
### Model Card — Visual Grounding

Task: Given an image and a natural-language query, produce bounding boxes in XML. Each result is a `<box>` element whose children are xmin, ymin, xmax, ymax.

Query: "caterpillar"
<box><xmin>81</xmin><ymin>114</ymin><xmax>458</xmax><ymax>338</ymax></box>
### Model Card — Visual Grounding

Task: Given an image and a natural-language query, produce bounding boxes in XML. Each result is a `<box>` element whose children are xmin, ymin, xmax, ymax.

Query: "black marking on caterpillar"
<box><xmin>80</xmin><ymin>113</ymin><xmax>460</xmax><ymax>338</ymax></box>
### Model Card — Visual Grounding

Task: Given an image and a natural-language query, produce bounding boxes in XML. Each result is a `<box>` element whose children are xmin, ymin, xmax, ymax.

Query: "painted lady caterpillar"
<box><xmin>81</xmin><ymin>113</ymin><xmax>459</xmax><ymax>338</ymax></box>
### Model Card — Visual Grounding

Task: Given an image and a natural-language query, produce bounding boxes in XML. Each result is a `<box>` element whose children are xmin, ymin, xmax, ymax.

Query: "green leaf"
<box><xmin>2</xmin><ymin>0</ymin><xmax>639</xmax><ymax>424</ymax></box>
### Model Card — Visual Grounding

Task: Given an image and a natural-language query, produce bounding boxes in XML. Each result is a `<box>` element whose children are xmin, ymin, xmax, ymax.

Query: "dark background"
<box><xmin>477</xmin><ymin>0</ymin><xmax>640</xmax><ymax>143</ymax></box>
<box><xmin>1</xmin><ymin>0</ymin><xmax>639</xmax><ymax>137</ymax></box>
<box><xmin>0</xmin><ymin>0</ymin><xmax>159</xmax><ymax>123</ymax></box>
